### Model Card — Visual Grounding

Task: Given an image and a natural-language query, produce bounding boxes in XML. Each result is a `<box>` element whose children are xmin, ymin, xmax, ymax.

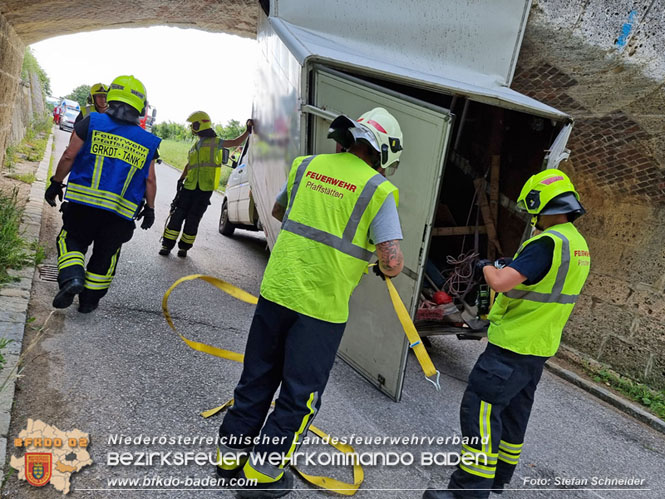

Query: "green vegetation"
<box><xmin>0</xmin><ymin>188</ymin><xmax>30</xmax><ymax>285</ymax></box>
<box><xmin>3</xmin><ymin>114</ymin><xmax>51</xmax><ymax>169</ymax></box>
<box><xmin>0</xmin><ymin>338</ymin><xmax>14</xmax><ymax>371</ymax></box>
<box><xmin>22</xmin><ymin>47</ymin><xmax>51</xmax><ymax>96</ymax></box>
<box><xmin>157</xmin><ymin>139</ymin><xmax>193</xmax><ymax>170</ymax></box>
<box><xmin>30</xmin><ymin>241</ymin><xmax>46</xmax><ymax>266</ymax></box>
<box><xmin>65</xmin><ymin>84</ymin><xmax>91</xmax><ymax>108</ymax></box>
<box><xmin>6</xmin><ymin>172</ymin><xmax>36</xmax><ymax>184</ymax></box>
<box><xmin>586</xmin><ymin>363</ymin><xmax>665</xmax><ymax>420</ymax></box>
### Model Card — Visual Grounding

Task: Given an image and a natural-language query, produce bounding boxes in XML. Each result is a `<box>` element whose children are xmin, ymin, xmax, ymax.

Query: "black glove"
<box><xmin>136</xmin><ymin>206</ymin><xmax>155</xmax><ymax>230</ymax></box>
<box><xmin>474</xmin><ymin>259</ymin><xmax>493</xmax><ymax>281</ymax></box>
<box><xmin>177</xmin><ymin>178</ymin><xmax>184</xmax><ymax>192</ymax></box>
<box><xmin>372</xmin><ymin>264</ymin><xmax>386</xmax><ymax>281</ymax></box>
<box><xmin>246</xmin><ymin>119</ymin><xmax>254</xmax><ymax>134</ymax></box>
<box><xmin>45</xmin><ymin>177</ymin><xmax>64</xmax><ymax>207</ymax></box>
<box><xmin>494</xmin><ymin>257</ymin><xmax>513</xmax><ymax>269</ymax></box>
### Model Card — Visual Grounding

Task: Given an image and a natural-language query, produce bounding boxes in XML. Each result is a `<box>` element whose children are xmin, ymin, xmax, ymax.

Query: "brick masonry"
<box><xmin>514</xmin><ymin>1</ymin><xmax>665</xmax><ymax>388</ymax></box>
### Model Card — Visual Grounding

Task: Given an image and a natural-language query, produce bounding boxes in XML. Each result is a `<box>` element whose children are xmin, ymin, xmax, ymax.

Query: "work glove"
<box><xmin>494</xmin><ymin>257</ymin><xmax>513</xmax><ymax>269</ymax></box>
<box><xmin>372</xmin><ymin>263</ymin><xmax>386</xmax><ymax>281</ymax></box>
<box><xmin>474</xmin><ymin>259</ymin><xmax>493</xmax><ymax>281</ymax></box>
<box><xmin>45</xmin><ymin>177</ymin><xmax>64</xmax><ymax>207</ymax></box>
<box><xmin>136</xmin><ymin>206</ymin><xmax>155</xmax><ymax>230</ymax></box>
<box><xmin>176</xmin><ymin>178</ymin><xmax>184</xmax><ymax>192</ymax></box>
<box><xmin>246</xmin><ymin>119</ymin><xmax>254</xmax><ymax>134</ymax></box>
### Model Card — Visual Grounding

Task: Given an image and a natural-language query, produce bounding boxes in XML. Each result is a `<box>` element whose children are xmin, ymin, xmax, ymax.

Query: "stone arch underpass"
<box><xmin>0</xmin><ymin>0</ymin><xmax>257</xmax><ymax>166</ymax></box>
<box><xmin>1</xmin><ymin>0</ymin><xmax>665</xmax><ymax>389</ymax></box>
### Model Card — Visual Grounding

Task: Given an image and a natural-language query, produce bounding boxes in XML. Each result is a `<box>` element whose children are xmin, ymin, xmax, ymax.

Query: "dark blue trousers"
<box><xmin>219</xmin><ymin>296</ymin><xmax>345</xmax><ymax>478</ymax></box>
<box><xmin>448</xmin><ymin>343</ymin><xmax>547</xmax><ymax>498</ymax></box>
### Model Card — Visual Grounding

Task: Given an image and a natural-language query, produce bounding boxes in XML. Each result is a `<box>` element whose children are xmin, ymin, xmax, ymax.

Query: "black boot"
<box><xmin>159</xmin><ymin>245</ymin><xmax>171</xmax><ymax>256</ymax></box>
<box><xmin>53</xmin><ymin>278</ymin><xmax>84</xmax><ymax>309</ymax></box>
<box><xmin>177</xmin><ymin>249</ymin><xmax>188</xmax><ymax>258</ymax></box>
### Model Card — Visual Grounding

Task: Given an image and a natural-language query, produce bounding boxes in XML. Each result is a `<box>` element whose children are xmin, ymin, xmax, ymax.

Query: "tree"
<box><xmin>65</xmin><ymin>85</ymin><xmax>91</xmax><ymax>108</ymax></box>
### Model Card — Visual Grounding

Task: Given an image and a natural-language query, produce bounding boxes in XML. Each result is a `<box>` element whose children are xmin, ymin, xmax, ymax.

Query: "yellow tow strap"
<box><xmin>384</xmin><ymin>276</ymin><xmax>441</xmax><ymax>390</ymax></box>
<box><xmin>161</xmin><ymin>274</ymin><xmax>362</xmax><ymax>495</ymax></box>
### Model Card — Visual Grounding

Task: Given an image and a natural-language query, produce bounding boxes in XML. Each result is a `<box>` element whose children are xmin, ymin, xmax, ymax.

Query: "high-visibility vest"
<box><xmin>80</xmin><ymin>105</ymin><xmax>95</xmax><ymax>118</ymax></box>
<box><xmin>65</xmin><ymin>113</ymin><xmax>161</xmax><ymax>220</ymax></box>
<box><xmin>184</xmin><ymin>137</ymin><xmax>225</xmax><ymax>191</ymax></box>
<box><xmin>488</xmin><ymin>222</ymin><xmax>590</xmax><ymax>357</ymax></box>
<box><xmin>261</xmin><ymin>153</ymin><xmax>398</xmax><ymax>323</ymax></box>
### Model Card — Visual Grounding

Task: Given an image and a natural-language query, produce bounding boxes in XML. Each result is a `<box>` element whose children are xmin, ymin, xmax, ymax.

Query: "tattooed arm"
<box><xmin>376</xmin><ymin>239</ymin><xmax>404</xmax><ymax>277</ymax></box>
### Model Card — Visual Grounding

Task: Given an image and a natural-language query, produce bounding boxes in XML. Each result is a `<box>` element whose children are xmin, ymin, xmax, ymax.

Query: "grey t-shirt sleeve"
<box><xmin>275</xmin><ymin>182</ymin><xmax>288</xmax><ymax>207</ymax></box>
<box><xmin>369</xmin><ymin>193</ymin><xmax>403</xmax><ymax>244</ymax></box>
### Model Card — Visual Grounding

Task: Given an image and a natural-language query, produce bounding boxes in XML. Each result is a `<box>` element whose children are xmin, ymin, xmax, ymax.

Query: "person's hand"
<box><xmin>45</xmin><ymin>177</ymin><xmax>64</xmax><ymax>207</ymax></box>
<box><xmin>246</xmin><ymin>119</ymin><xmax>254</xmax><ymax>134</ymax></box>
<box><xmin>474</xmin><ymin>259</ymin><xmax>493</xmax><ymax>281</ymax></box>
<box><xmin>372</xmin><ymin>264</ymin><xmax>386</xmax><ymax>281</ymax></box>
<box><xmin>137</xmin><ymin>206</ymin><xmax>155</xmax><ymax>230</ymax></box>
<box><xmin>177</xmin><ymin>178</ymin><xmax>184</xmax><ymax>191</ymax></box>
<box><xmin>494</xmin><ymin>257</ymin><xmax>513</xmax><ymax>269</ymax></box>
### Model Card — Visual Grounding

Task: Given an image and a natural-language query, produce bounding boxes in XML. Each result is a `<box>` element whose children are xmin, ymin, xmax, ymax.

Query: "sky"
<box><xmin>31</xmin><ymin>26</ymin><xmax>257</xmax><ymax>125</ymax></box>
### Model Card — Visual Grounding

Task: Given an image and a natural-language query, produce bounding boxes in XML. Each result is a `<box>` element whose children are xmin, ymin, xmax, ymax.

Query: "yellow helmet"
<box><xmin>107</xmin><ymin>75</ymin><xmax>147</xmax><ymax>113</ymax></box>
<box><xmin>517</xmin><ymin>169</ymin><xmax>585</xmax><ymax>225</ymax></box>
<box><xmin>90</xmin><ymin>83</ymin><xmax>109</xmax><ymax>97</ymax></box>
<box><xmin>186</xmin><ymin>111</ymin><xmax>212</xmax><ymax>132</ymax></box>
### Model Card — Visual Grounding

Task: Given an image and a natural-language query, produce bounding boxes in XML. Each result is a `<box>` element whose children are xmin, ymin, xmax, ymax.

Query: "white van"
<box><xmin>219</xmin><ymin>144</ymin><xmax>262</xmax><ymax>236</ymax></box>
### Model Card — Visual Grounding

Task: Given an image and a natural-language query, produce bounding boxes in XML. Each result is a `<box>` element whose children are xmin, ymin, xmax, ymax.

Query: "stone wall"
<box><xmin>513</xmin><ymin>0</ymin><xmax>665</xmax><ymax>388</ymax></box>
<box><xmin>0</xmin><ymin>10</ymin><xmax>25</xmax><ymax>168</ymax></box>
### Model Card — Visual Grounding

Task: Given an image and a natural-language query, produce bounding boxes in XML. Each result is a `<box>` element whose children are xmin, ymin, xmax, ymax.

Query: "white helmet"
<box><xmin>328</xmin><ymin>107</ymin><xmax>403</xmax><ymax>175</ymax></box>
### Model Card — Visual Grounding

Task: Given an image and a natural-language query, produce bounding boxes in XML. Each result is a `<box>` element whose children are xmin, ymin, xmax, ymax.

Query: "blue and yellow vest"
<box><xmin>65</xmin><ymin>113</ymin><xmax>161</xmax><ymax>220</ymax></box>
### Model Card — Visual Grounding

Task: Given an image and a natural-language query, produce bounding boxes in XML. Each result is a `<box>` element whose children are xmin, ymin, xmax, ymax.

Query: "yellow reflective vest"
<box><xmin>184</xmin><ymin>137</ymin><xmax>225</xmax><ymax>191</ymax></box>
<box><xmin>261</xmin><ymin>153</ymin><xmax>398</xmax><ymax>323</ymax></box>
<box><xmin>488</xmin><ymin>222</ymin><xmax>590</xmax><ymax>356</ymax></box>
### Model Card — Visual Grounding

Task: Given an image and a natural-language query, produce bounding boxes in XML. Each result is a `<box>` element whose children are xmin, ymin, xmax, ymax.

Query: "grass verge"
<box><xmin>6</xmin><ymin>172</ymin><xmax>36</xmax><ymax>184</ymax></box>
<box><xmin>584</xmin><ymin>362</ymin><xmax>665</xmax><ymax>420</ymax></box>
<box><xmin>0</xmin><ymin>188</ymin><xmax>30</xmax><ymax>284</ymax></box>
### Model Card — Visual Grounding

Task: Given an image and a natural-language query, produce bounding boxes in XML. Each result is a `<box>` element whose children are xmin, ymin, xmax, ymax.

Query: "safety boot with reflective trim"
<box><xmin>53</xmin><ymin>278</ymin><xmax>84</xmax><ymax>309</ymax></box>
<box><xmin>235</xmin><ymin>468</ymin><xmax>294</xmax><ymax>498</ymax></box>
<box><xmin>159</xmin><ymin>246</ymin><xmax>171</xmax><ymax>256</ymax></box>
<box><xmin>422</xmin><ymin>489</ymin><xmax>460</xmax><ymax>499</ymax></box>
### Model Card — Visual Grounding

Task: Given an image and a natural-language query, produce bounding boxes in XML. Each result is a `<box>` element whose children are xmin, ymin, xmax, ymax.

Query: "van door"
<box><xmin>308</xmin><ymin>68</ymin><xmax>453</xmax><ymax>401</ymax></box>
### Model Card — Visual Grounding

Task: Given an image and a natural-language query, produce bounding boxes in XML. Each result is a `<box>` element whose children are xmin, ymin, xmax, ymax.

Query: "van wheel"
<box><xmin>219</xmin><ymin>202</ymin><xmax>235</xmax><ymax>236</ymax></box>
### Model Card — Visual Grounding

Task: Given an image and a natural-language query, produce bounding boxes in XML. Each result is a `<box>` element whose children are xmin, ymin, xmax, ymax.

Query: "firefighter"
<box><xmin>216</xmin><ymin>108</ymin><xmax>405</xmax><ymax>497</ymax></box>
<box><xmin>44</xmin><ymin>75</ymin><xmax>160</xmax><ymax>313</ymax></box>
<box><xmin>159</xmin><ymin>111</ymin><xmax>252</xmax><ymax>257</ymax></box>
<box><xmin>75</xmin><ymin>83</ymin><xmax>109</xmax><ymax>124</ymax></box>
<box><xmin>424</xmin><ymin>170</ymin><xmax>591</xmax><ymax>499</ymax></box>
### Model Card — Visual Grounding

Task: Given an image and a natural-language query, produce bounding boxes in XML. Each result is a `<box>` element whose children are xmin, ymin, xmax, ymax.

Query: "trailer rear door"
<box><xmin>308</xmin><ymin>69</ymin><xmax>452</xmax><ymax>401</ymax></box>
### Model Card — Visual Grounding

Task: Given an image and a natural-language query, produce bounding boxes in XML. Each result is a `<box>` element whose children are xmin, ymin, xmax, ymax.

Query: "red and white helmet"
<box><xmin>328</xmin><ymin>107</ymin><xmax>403</xmax><ymax>175</ymax></box>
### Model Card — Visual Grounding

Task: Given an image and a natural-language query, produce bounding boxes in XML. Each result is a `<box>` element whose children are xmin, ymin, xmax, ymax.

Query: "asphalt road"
<box><xmin>3</xmin><ymin>128</ymin><xmax>664</xmax><ymax>498</ymax></box>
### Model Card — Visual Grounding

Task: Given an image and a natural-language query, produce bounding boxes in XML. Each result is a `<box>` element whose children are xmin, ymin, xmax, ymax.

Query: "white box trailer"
<box><xmin>247</xmin><ymin>0</ymin><xmax>572</xmax><ymax>401</ymax></box>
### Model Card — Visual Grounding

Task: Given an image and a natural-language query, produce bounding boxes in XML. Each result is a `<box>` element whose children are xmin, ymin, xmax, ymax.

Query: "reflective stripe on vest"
<box><xmin>504</xmin><ymin>230</ymin><xmax>579</xmax><ymax>305</ymax></box>
<box><xmin>487</xmin><ymin>222</ymin><xmax>590</xmax><ymax>357</ymax></box>
<box><xmin>65</xmin><ymin>113</ymin><xmax>161</xmax><ymax>220</ymax></box>
<box><xmin>260</xmin><ymin>153</ymin><xmax>398</xmax><ymax>322</ymax></box>
<box><xmin>281</xmin><ymin>156</ymin><xmax>386</xmax><ymax>262</ymax></box>
<box><xmin>184</xmin><ymin>137</ymin><xmax>223</xmax><ymax>191</ymax></box>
